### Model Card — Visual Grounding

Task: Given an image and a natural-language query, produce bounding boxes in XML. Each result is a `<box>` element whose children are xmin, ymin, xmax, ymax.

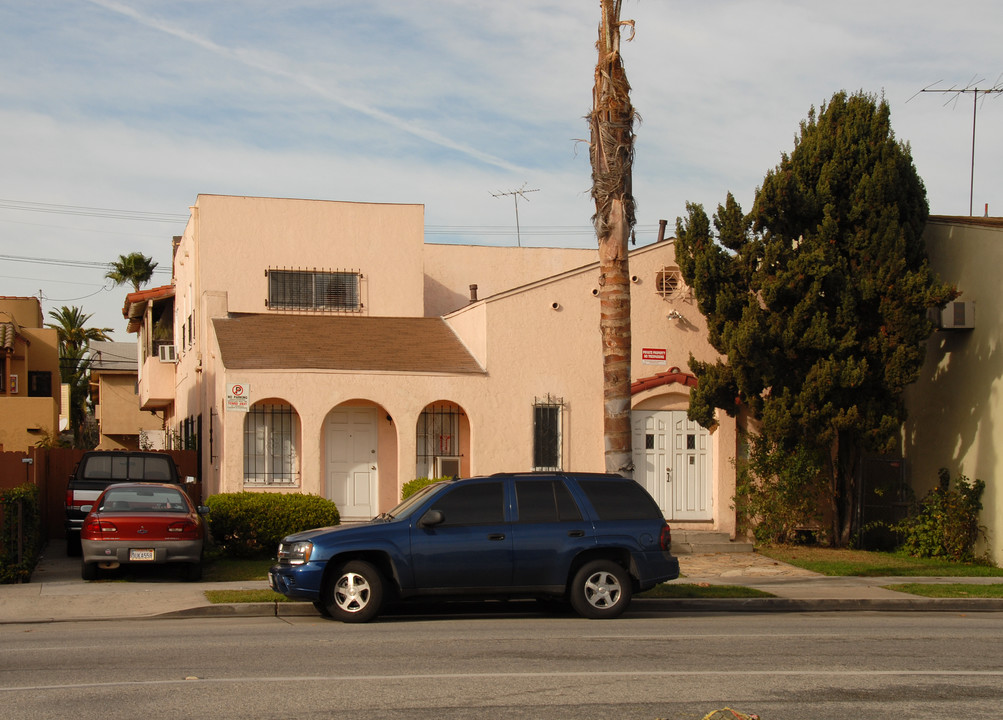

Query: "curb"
<box><xmin>155</xmin><ymin>596</ymin><xmax>1003</xmax><ymax>620</ymax></box>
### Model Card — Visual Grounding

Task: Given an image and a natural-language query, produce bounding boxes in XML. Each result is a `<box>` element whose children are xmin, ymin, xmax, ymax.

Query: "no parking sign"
<box><xmin>226</xmin><ymin>382</ymin><xmax>249</xmax><ymax>411</ymax></box>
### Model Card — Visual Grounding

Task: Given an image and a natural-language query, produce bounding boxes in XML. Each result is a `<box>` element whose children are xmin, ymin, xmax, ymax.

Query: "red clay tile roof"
<box><xmin>0</xmin><ymin>322</ymin><xmax>17</xmax><ymax>350</ymax></box>
<box><xmin>212</xmin><ymin>314</ymin><xmax>484</xmax><ymax>374</ymax></box>
<box><xmin>123</xmin><ymin>285</ymin><xmax>176</xmax><ymax>333</ymax></box>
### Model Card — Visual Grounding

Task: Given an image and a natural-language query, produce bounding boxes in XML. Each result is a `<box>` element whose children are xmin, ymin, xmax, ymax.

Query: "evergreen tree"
<box><xmin>675</xmin><ymin>91</ymin><xmax>956</xmax><ymax>545</ymax></box>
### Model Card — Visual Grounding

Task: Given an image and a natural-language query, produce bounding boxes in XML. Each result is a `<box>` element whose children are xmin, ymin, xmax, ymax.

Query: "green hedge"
<box><xmin>400</xmin><ymin>476</ymin><xmax>449</xmax><ymax>501</ymax></box>
<box><xmin>205</xmin><ymin>492</ymin><xmax>340</xmax><ymax>558</ymax></box>
<box><xmin>1</xmin><ymin>483</ymin><xmax>42</xmax><ymax>584</ymax></box>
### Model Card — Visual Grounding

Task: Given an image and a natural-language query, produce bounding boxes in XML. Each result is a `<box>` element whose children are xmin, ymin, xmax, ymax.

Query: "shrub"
<box><xmin>0</xmin><ymin>483</ymin><xmax>43</xmax><ymax>584</ymax></box>
<box><xmin>400</xmin><ymin>476</ymin><xmax>449</xmax><ymax>501</ymax></box>
<box><xmin>734</xmin><ymin>435</ymin><xmax>829</xmax><ymax>546</ymax></box>
<box><xmin>206</xmin><ymin>492</ymin><xmax>340</xmax><ymax>558</ymax></box>
<box><xmin>894</xmin><ymin>468</ymin><xmax>987</xmax><ymax>563</ymax></box>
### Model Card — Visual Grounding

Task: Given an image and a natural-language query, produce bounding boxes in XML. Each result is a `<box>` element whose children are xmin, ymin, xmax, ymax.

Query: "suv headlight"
<box><xmin>277</xmin><ymin>540</ymin><xmax>313</xmax><ymax>565</ymax></box>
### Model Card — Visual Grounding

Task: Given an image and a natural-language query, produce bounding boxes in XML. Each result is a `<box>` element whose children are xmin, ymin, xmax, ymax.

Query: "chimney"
<box><xmin>469</xmin><ymin>284</ymin><xmax>478</xmax><ymax>303</ymax></box>
<box><xmin>657</xmin><ymin>219</ymin><xmax>667</xmax><ymax>242</ymax></box>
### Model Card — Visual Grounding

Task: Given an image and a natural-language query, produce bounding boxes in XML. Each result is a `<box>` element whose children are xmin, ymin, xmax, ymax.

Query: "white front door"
<box><xmin>632</xmin><ymin>410</ymin><xmax>712</xmax><ymax>521</ymax></box>
<box><xmin>326</xmin><ymin>407</ymin><xmax>378</xmax><ymax>520</ymax></box>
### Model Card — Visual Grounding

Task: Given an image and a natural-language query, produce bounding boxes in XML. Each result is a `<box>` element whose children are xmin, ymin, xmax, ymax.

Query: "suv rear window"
<box><xmin>578</xmin><ymin>479</ymin><xmax>663</xmax><ymax>521</ymax></box>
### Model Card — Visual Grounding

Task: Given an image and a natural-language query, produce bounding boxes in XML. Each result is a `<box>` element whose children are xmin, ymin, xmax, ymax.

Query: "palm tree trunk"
<box><xmin>589</xmin><ymin>0</ymin><xmax>636</xmax><ymax>476</ymax></box>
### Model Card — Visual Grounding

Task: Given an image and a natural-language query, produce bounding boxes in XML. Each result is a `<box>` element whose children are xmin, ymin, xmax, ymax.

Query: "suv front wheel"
<box><xmin>322</xmin><ymin>560</ymin><xmax>384</xmax><ymax>623</ymax></box>
<box><xmin>569</xmin><ymin>560</ymin><xmax>631</xmax><ymax>619</ymax></box>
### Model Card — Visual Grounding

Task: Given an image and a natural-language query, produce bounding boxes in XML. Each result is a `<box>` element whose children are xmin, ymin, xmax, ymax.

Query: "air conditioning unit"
<box><xmin>434</xmin><ymin>456</ymin><xmax>461</xmax><ymax>479</ymax></box>
<box><xmin>158</xmin><ymin>345</ymin><xmax>178</xmax><ymax>363</ymax></box>
<box><xmin>937</xmin><ymin>301</ymin><xmax>975</xmax><ymax>330</ymax></box>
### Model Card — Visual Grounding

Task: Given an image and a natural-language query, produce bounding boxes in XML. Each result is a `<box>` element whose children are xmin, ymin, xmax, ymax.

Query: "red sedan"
<box><xmin>80</xmin><ymin>482</ymin><xmax>208</xmax><ymax>582</ymax></box>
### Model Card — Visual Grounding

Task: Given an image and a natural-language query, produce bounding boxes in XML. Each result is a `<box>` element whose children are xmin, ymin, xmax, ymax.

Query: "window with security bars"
<box><xmin>416</xmin><ymin>404</ymin><xmax>461</xmax><ymax>479</ymax></box>
<box><xmin>244</xmin><ymin>404</ymin><xmax>301</xmax><ymax>486</ymax></box>
<box><xmin>267</xmin><ymin>269</ymin><xmax>360</xmax><ymax>311</ymax></box>
<box><xmin>533</xmin><ymin>396</ymin><xmax>563</xmax><ymax>471</ymax></box>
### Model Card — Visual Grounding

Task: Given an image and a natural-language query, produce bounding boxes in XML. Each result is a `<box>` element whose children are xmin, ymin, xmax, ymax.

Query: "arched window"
<box><xmin>244</xmin><ymin>403</ymin><xmax>301</xmax><ymax>486</ymax></box>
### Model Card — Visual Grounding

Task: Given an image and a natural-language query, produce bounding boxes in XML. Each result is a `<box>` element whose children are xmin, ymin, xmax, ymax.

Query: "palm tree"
<box><xmin>105</xmin><ymin>252</ymin><xmax>159</xmax><ymax>292</ymax></box>
<box><xmin>46</xmin><ymin>306</ymin><xmax>112</xmax><ymax>357</ymax></box>
<box><xmin>45</xmin><ymin>306</ymin><xmax>112</xmax><ymax>448</ymax></box>
<box><xmin>589</xmin><ymin>0</ymin><xmax>636</xmax><ymax>475</ymax></box>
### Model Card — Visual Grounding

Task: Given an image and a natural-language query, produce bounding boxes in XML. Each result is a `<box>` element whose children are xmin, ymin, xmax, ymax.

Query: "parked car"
<box><xmin>80</xmin><ymin>483</ymin><xmax>208</xmax><ymax>582</ymax></box>
<box><xmin>269</xmin><ymin>472</ymin><xmax>679</xmax><ymax>622</ymax></box>
<box><xmin>65</xmin><ymin>450</ymin><xmax>191</xmax><ymax>556</ymax></box>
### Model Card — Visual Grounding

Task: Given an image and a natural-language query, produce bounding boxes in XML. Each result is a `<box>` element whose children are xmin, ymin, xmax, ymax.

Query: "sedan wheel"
<box><xmin>323</xmin><ymin>560</ymin><xmax>384</xmax><ymax>623</ymax></box>
<box><xmin>569</xmin><ymin>560</ymin><xmax>631</xmax><ymax>619</ymax></box>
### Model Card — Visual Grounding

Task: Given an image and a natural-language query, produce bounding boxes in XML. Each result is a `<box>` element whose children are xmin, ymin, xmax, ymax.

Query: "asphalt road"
<box><xmin>3</xmin><ymin>610</ymin><xmax>1001</xmax><ymax>719</ymax></box>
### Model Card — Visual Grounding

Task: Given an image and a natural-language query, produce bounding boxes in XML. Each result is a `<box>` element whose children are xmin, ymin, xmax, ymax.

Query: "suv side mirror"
<box><xmin>418</xmin><ymin>509</ymin><xmax>445</xmax><ymax>528</ymax></box>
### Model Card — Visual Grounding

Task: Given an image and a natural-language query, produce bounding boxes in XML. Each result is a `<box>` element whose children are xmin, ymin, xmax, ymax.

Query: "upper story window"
<box><xmin>267</xmin><ymin>269</ymin><xmax>362</xmax><ymax>312</ymax></box>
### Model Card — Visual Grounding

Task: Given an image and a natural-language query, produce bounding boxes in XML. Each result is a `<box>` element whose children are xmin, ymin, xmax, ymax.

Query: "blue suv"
<box><xmin>268</xmin><ymin>472</ymin><xmax>679</xmax><ymax>622</ymax></box>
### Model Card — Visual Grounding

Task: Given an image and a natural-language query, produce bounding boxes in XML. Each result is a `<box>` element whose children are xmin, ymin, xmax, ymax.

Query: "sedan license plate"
<box><xmin>129</xmin><ymin>548</ymin><xmax>155</xmax><ymax>561</ymax></box>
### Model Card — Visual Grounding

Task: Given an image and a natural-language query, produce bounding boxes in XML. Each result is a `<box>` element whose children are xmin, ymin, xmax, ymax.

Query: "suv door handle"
<box><xmin>487</xmin><ymin>533</ymin><xmax>506</xmax><ymax>541</ymax></box>
<box><xmin>567</xmin><ymin>530</ymin><xmax>586</xmax><ymax>538</ymax></box>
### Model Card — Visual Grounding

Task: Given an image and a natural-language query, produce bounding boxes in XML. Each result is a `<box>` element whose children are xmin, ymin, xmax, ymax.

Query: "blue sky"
<box><xmin>2</xmin><ymin>0</ymin><xmax>1001</xmax><ymax>338</ymax></box>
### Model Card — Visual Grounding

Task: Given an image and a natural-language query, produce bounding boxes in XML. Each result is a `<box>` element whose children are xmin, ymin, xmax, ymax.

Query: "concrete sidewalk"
<box><xmin>1</xmin><ymin>541</ymin><xmax>1001</xmax><ymax>625</ymax></box>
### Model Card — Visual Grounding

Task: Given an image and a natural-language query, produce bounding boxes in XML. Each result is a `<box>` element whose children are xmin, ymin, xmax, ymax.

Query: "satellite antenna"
<box><xmin>913</xmin><ymin>76</ymin><xmax>1003</xmax><ymax>216</ymax></box>
<box><xmin>491</xmin><ymin>183</ymin><xmax>539</xmax><ymax>247</ymax></box>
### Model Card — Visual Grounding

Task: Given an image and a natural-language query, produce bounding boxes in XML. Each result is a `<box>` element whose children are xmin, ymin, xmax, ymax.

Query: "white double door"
<box><xmin>632</xmin><ymin>410</ymin><xmax>712</xmax><ymax>521</ymax></box>
<box><xmin>326</xmin><ymin>407</ymin><xmax>378</xmax><ymax>520</ymax></box>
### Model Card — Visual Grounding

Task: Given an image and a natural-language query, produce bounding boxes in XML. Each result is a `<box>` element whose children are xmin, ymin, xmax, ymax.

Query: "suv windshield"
<box><xmin>378</xmin><ymin>482</ymin><xmax>447</xmax><ymax>521</ymax></box>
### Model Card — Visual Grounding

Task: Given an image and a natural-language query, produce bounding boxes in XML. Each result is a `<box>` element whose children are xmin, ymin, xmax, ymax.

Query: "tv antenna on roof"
<box><xmin>911</xmin><ymin>76</ymin><xmax>1003</xmax><ymax>216</ymax></box>
<box><xmin>491</xmin><ymin>183</ymin><xmax>539</xmax><ymax>247</ymax></box>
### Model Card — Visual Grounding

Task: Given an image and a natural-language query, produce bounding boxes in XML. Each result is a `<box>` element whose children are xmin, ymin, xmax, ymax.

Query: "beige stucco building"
<box><xmin>903</xmin><ymin>216</ymin><xmax>1003</xmax><ymax>565</ymax></box>
<box><xmin>88</xmin><ymin>341</ymin><xmax>163</xmax><ymax>450</ymax></box>
<box><xmin>126</xmin><ymin>194</ymin><xmax>740</xmax><ymax>535</ymax></box>
<box><xmin>0</xmin><ymin>297</ymin><xmax>60</xmax><ymax>451</ymax></box>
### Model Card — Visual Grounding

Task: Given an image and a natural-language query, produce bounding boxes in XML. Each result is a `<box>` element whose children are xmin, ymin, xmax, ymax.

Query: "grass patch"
<box><xmin>204</xmin><ymin>589</ymin><xmax>302</xmax><ymax>604</ymax></box>
<box><xmin>883</xmin><ymin>583</ymin><xmax>1003</xmax><ymax>599</ymax></box>
<box><xmin>639</xmin><ymin>583</ymin><xmax>774</xmax><ymax>599</ymax></box>
<box><xmin>758</xmin><ymin>546</ymin><xmax>1003</xmax><ymax>577</ymax></box>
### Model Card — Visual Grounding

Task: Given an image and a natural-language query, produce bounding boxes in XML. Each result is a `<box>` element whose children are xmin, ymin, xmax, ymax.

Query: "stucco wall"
<box><xmin>902</xmin><ymin>219</ymin><xmax>1003</xmax><ymax>564</ymax></box>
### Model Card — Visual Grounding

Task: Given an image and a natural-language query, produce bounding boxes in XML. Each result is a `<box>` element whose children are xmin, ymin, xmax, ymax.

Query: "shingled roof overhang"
<box><xmin>212</xmin><ymin>314</ymin><xmax>485</xmax><ymax>374</ymax></box>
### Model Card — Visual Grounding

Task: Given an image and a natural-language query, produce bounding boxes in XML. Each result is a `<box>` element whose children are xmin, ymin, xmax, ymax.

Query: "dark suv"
<box><xmin>268</xmin><ymin>472</ymin><xmax>679</xmax><ymax>622</ymax></box>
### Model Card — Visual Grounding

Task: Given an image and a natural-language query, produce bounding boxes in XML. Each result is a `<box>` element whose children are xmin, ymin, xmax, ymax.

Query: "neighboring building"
<box><xmin>903</xmin><ymin>215</ymin><xmax>1003</xmax><ymax>566</ymax></box>
<box><xmin>0</xmin><ymin>297</ymin><xmax>60</xmax><ymax>451</ymax></box>
<box><xmin>126</xmin><ymin>194</ymin><xmax>741</xmax><ymax>537</ymax></box>
<box><xmin>88</xmin><ymin>341</ymin><xmax>164</xmax><ymax>450</ymax></box>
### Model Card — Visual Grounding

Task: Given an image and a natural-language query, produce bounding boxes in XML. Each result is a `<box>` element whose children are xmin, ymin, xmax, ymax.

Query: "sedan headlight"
<box><xmin>277</xmin><ymin>540</ymin><xmax>313</xmax><ymax>565</ymax></box>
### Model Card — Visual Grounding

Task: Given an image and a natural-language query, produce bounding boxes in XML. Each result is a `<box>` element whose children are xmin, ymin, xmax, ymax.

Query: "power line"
<box><xmin>0</xmin><ymin>198</ymin><xmax>188</xmax><ymax>223</ymax></box>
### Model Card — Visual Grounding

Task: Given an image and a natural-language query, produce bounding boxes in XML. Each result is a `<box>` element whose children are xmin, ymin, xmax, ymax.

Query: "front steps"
<box><xmin>670</xmin><ymin>529</ymin><xmax>754</xmax><ymax>554</ymax></box>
